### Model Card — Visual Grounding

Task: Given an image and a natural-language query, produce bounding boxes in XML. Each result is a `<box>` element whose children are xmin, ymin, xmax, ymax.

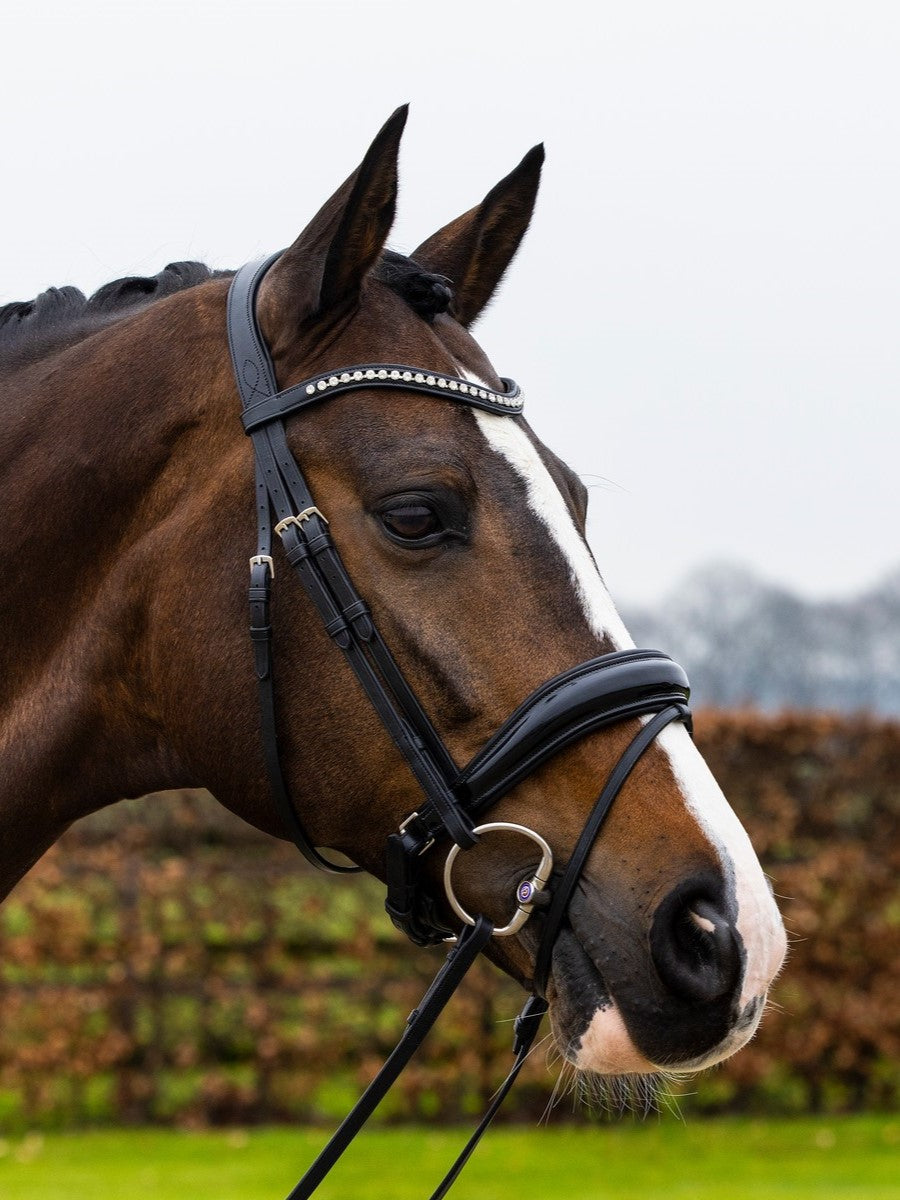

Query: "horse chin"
<box><xmin>568</xmin><ymin>996</ymin><xmax>767</xmax><ymax>1076</ymax></box>
<box><xmin>547</xmin><ymin>927</ymin><xmax>654</xmax><ymax>1074</ymax></box>
<box><xmin>654</xmin><ymin>994</ymin><xmax>768</xmax><ymax>1072</ymax></box>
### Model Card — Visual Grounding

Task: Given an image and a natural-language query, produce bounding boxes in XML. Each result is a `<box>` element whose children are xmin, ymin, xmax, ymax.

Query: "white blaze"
<box><xmin>472</xmin><ymin>410</ymin><xmax>634</xmax><ymax>650</ymax></box>
<box><xmin>655</xmin><ymin>720</ymin><xmax>787</xmax><ymax>1010</ymax></box>
<box><xmin>473</xmin><ymin>405</ymin><xmax>787</xmax><ymax>1070</ymax></box>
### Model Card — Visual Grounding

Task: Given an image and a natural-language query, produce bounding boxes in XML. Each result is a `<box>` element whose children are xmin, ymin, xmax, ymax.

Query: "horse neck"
<box><xmin>0</xmin><ymin>286</ymin><xmax>233</xmax><ymax>893</ymax></box>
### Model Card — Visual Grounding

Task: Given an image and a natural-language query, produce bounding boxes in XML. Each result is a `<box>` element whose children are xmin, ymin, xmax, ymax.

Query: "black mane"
<box><xmin>0</xmin><ymin>252</ymin><xmax>453</xmax><ymax>370</ymax></box>
<box><xmin>377</xmin><ymin>251</ymin><xmax>452</xmax><ymax>322</ymax></box>
<box><xmin>0</xmin><ymin>262</ymin><xmax>229</xmax><ymax>371</ymax></box>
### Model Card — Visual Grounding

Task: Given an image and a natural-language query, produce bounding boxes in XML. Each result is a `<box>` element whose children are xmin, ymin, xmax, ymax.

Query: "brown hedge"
<box><xmin>0</xmin><ymin>712</ymin><xmax>897</xmax><ymax>1129</ymax></box>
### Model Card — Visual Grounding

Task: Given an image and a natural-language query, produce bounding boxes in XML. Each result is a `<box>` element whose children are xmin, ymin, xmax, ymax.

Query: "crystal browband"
<box><xmin>240</xmin><ymin>363</ymin><xmax>524</xmax><ymax>433</ymax></box>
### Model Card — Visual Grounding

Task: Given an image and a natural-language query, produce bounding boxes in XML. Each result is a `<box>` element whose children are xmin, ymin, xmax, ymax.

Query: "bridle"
<box><xmin>227</xmin><ymin>254</ymin><xmax>692</xmax><ymax>1199</ymax></box>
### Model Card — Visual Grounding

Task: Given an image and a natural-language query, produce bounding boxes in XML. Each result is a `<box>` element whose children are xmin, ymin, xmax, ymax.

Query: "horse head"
<box><xmin>0</xmin><ymin>106</ymin><xmax>785</xmax><ymax>1083</ymax></box>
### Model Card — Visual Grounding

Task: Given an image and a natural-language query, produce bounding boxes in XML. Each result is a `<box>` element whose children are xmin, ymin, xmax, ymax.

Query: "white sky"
<box><xmin>5</xmin><ymin>0</ymin><xmax>898</xmax><ymax>605</ymax></box>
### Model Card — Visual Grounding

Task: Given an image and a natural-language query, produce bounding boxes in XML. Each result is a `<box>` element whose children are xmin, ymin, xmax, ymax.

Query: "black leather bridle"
<box><xmin>227</xmin><ymin>254</ymin><xmax>692</xmax><ymax>1199</ymax></box>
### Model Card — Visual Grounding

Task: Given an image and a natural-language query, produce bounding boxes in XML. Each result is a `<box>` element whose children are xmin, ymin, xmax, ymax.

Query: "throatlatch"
<box><xmin>227</xmin><ymin>255</ymin><xmax>692</xmax><ymax>1200</ymax></box>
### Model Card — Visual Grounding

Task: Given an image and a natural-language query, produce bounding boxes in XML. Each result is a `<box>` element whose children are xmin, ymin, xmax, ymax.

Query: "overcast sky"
<box><xmin>5</xmin><ymin>1</ymin><xmax>898</xmax><ymax>605</ymax></box>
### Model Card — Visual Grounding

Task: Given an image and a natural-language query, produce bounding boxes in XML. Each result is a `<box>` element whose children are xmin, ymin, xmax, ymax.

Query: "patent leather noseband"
<box><xmin>227</xmin><ymin>254</ymin><xmax>692</xmax><ymax>1199</ymax></box>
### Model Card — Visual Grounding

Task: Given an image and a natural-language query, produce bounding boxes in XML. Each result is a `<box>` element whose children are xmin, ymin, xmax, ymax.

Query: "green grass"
<box><xmin>0</xmin><ymin>1118</ymin><xmax>896</xmax><ymax>1199</ymax></box>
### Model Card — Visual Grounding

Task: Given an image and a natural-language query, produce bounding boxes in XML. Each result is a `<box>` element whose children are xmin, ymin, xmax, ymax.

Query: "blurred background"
<box><xmin>1</xmin><ymin>2</ymin><xmax>898</xmax><ymax>1196</ymax></box>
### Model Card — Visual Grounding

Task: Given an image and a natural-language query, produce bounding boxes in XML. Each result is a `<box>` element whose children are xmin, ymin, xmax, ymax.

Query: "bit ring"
<box><xmin>443</xmin><ymin>822</ymin><xmax>553</xmax><ymax>938</ymax></box>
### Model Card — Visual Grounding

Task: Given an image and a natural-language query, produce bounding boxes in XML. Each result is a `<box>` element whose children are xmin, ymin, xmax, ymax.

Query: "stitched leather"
<box><xmin>459</xmin><ymin>655</ymin><xmax>690</xmax><ymax>814</ymax></box>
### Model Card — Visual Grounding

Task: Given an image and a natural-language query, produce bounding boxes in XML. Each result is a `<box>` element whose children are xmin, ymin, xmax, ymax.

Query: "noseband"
<box><xmin>227</xmin><ymin>255</ymin><xmax>692</xmax><ymax>1199</ymax></box>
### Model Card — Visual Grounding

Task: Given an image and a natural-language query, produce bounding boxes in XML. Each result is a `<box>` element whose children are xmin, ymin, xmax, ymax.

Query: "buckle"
<box><xmin>398</xmin><ymin>811</ymin><xmax>435</xmax><ymax>855</ymax></box>
<box><xmin>249</xmin><ymin>554</ymin><xmax>274</xmax><ymax>579</ymax></box>
<box><xmin>274</xmin><ymin>507</ymin><xmax>329</xmax><ymax>537</ymax></box>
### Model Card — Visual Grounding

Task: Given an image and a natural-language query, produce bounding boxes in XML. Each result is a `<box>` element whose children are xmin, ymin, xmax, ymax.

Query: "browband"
<box><xmin>242</xmin><ymin>364</ymin><xmax>523</xmax><ymax>432</ymax></box>
<box><xmin>231</xmin><ymin>252</ymin><xmax>523</xmax><ymax>435</ymax></box>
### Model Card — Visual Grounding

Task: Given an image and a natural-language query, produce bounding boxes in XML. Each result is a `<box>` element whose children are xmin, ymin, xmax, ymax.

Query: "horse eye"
<box><xmin>380</xmin><ymin>503</ymin><xmax>443</xmax><ymax>542</ymax></box>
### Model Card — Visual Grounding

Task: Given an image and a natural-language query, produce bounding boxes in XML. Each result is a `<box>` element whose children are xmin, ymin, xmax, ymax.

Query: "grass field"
<box><xmin>0</xmin><ymin>1117</ymin><xmax>897</xmax><ymax>1200</ymax></box>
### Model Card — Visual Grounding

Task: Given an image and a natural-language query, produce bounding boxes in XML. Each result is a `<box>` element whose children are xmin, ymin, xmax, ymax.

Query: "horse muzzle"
<box><xmin>546</xmin><ymin>874</ymin><xmax>771</xmax><ymax>1074</ymax></box>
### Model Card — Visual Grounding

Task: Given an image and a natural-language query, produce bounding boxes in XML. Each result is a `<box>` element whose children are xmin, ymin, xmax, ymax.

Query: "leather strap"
<box><xmin>458</xmin><ymin>651</ymin><xmax>691</xmax><ymax>813</ymax></box>
<box><xmin>426</xmin><ymin>994</ymin><xmax>548</xmax><ymax>1200</ymax></box>
<box><xmin>532</xmin><ymin>704</ymin><xmax>690</xmax><ymax>996</ymax></box>
<box><xmin>284</xmin><ymin>915</ymin><xmax>495</xmax><ymax>1200</ymax></box>
<box><xmin>249</xmin><ymin>559</ymin><xmax>354</xmax><ymax>873</ymax></box>
<box><xmin>229</xmin><ymin>257</ymin><xmax>477</xmax><ymax>871</ymax></box>
<box><xmin>242</xmin><ymin>364</ymin><xmax>522</xmax><ymax>431</ymax></box>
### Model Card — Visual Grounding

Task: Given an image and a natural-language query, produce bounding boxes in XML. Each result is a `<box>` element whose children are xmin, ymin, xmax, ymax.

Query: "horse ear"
<box><xmin>412</xmin><ymin>144</ymin><xmax>544</xmax><ymax>327</ymax></box>
<box><xmin>258</xmin><ymin>105</ymin><xmax>408</xmax><ymax>344</ymax></box>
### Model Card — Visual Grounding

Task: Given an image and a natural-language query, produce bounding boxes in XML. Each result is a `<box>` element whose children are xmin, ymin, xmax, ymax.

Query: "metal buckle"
<box><xmin>398</xmin><ymin>811</ymin><xmax>435</xmax><ymax>855</ymax></box>
<box><xmin>249</xmin><ymin>554</ymin><xmax>275</xmax><ymax>579</ymax></box>
<box><xmin>443</xmin><ymin>822</ymin><xmax>554</xmax><ymax>939</ymax></box>
<box><xmin>274</xmin><ymin>507</ymin><xmax>329</xmax><ymax>537</ymax></box>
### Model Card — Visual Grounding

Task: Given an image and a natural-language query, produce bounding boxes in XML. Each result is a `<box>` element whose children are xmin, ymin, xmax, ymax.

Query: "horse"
<box><xmin>0</xmin><ymin>106</ymin><xmax>785</xmax><ymax>1119</ymax></box>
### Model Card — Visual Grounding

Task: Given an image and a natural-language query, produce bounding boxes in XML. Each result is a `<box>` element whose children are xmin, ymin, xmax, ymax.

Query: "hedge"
<box><xmin>0</xmin><ymin>713</ymin><xmax>897</xmax><ymax>1129</ymax></box>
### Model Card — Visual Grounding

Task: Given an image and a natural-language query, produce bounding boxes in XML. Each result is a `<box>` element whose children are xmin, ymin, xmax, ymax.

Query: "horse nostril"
<box><xmin>650</xmin><ymin>889</ymin><xmax>742</xmax><ymax>1004</ymax></box>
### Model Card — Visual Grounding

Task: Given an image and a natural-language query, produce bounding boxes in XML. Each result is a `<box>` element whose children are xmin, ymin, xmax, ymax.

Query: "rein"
<box><xmin>227</xmin><ymin>255</ymin><xmax>692</xmax><ymax>1198</ymax></box>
